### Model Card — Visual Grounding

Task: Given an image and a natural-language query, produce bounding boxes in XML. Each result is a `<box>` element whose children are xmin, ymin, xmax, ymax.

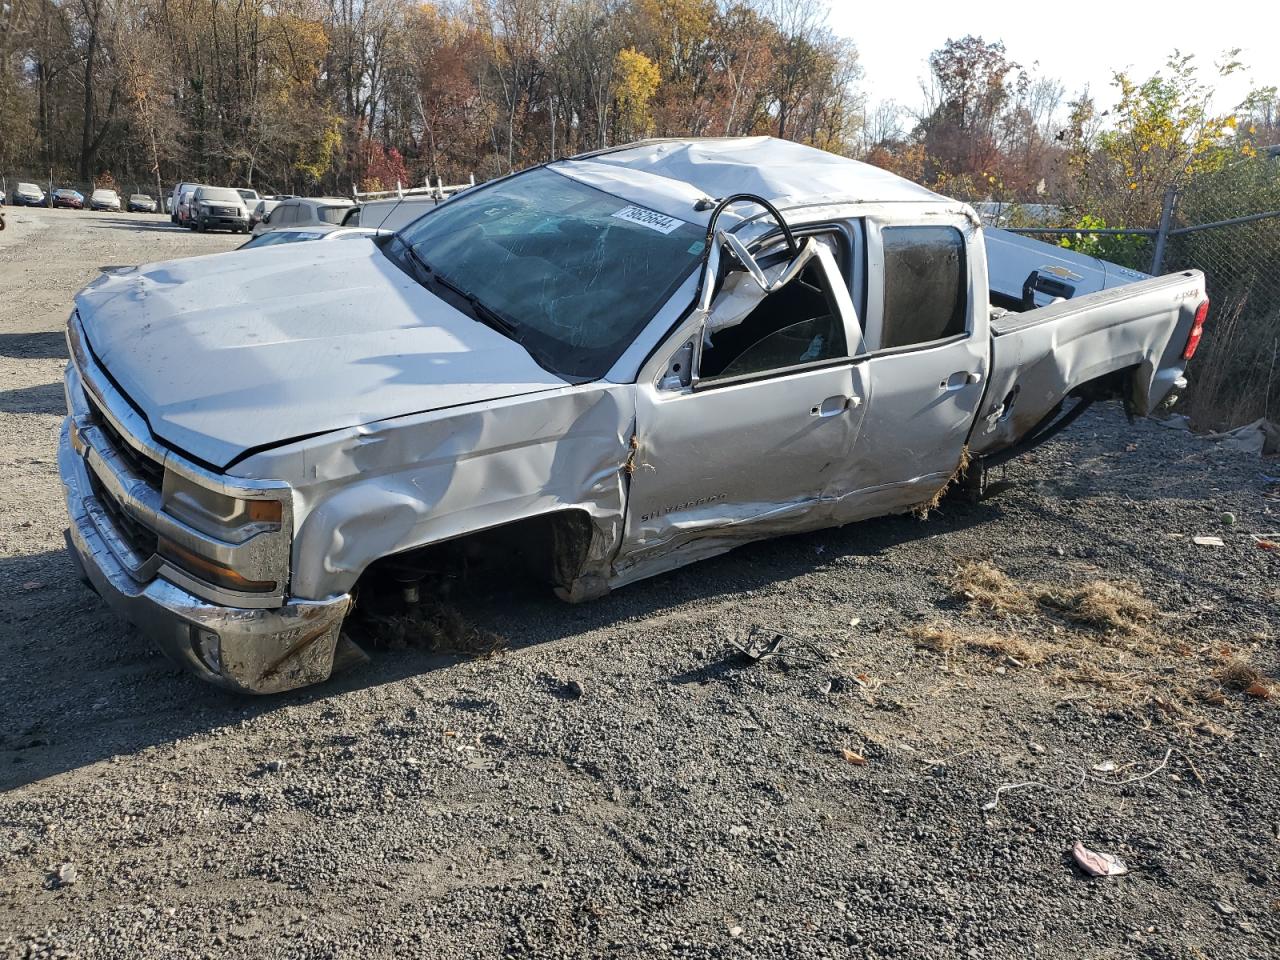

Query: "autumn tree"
<box><xmin>916</xmin><ymin>35</ymin><xmax>1017</xmax><ymax>185</ymax></box>
<box><xmin>613</xmin><ymin>46</ymin><xmax>660</xmax><ymax>140</ymax></box>
<box><xmin>1063</xmin><ymin>52</ymin><xmax>1243</xmax><ymax>224</ymax></box>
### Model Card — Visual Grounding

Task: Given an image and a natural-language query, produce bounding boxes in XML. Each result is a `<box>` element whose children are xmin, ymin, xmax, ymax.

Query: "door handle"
<box><xmin>811</xmin><ymin>395</ymin><xmax>860</xmax><ymax>417</ymax></box>
<box><xmin>940</xmin><ymin>371</ymin><xmax>983</xmax><ymax>391</ymax></box>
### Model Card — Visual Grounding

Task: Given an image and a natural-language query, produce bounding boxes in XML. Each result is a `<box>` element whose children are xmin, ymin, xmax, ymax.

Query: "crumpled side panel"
<box><xmin>242</xmin><ymin>385</ymin><xmax>633</xmax><ymax>600</ymax></box>
<box><xmin>975</xmin><ymin>271</ymin><xmax>1203</xmax><ymax>457</ymax></box>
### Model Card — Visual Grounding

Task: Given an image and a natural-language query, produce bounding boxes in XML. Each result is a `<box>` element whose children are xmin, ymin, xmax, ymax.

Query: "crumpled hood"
<box><xmin>74</xmin><ymin>239</ymin><xmax>566</xmax><ymax>469</ymax></box>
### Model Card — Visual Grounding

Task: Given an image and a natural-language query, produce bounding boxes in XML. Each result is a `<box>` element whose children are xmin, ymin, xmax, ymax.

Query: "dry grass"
<box><xmin>951</xmin><ymin>562</ymin><xmax>1157</xmax><ymax>635</ymax></box>
<box><xmin>1217</xmin><ymin>656</ymin><xmax>1263</xmax><ymax>691</ymax></box>
<box><xmin>926</xmin><ymin>560</ymin><xmax>1274</xmax><ymax>730</ymax></box>
<box><xmin>911</xmin><ymin>624</ymin><xmax>1044</xmax><ymax>665</ymax></box>
<box><xmin>913</xmin><ymin>445</ymin><xmax>971</xmax><ymax>519</ymax></box>
<box><xmin>949</xmin><ymin>560</ymin><xmax>1035</xmax><ymax>615</ymax></box>
<box><xmin>1037</xmin><ymin>579</ymin><xmax>1157</xmax><ymax>634</ymax></box>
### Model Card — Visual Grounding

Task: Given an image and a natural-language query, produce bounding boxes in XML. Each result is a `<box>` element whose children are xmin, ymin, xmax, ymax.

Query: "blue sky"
<box><xmin>825</xmin><ymin>0</ymin><xmax>1273</xmax><ymax>117</ymax></box>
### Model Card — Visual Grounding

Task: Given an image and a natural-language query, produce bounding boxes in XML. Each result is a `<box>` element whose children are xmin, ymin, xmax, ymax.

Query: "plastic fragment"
<box><xmin>1192</xmin><ymin>536</ymin><xmax>1225</xmax><ymax>547</ymax></box>
<box><xmin>1072</xmin><ymin>841</ymin><xmax>1128</xmax><ymax>878</ymax></box>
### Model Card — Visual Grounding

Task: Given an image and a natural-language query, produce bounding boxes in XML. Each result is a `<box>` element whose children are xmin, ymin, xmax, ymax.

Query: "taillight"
<box><xmin>1183</xmin><ymin>300</ymin><xmax>1209</xmax><ymax>360</ymax></box>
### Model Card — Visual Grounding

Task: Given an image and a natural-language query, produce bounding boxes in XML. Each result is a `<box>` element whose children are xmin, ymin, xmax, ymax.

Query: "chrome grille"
<box><xmin>86</xmin><ymin>467</ymin><xmax>158</xmax><ymax>558</ymax></box>
<box><xmin>87</xmin><ymin>392</ymin><xmax>165</xmax><ymax>488</ymax></box>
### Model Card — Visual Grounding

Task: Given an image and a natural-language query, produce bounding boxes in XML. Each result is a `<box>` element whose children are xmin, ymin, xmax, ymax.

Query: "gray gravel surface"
<box><xmin>1</xmin><ymin>207</ymin><xmax>1278</xmax><ymax>958</ymax></box>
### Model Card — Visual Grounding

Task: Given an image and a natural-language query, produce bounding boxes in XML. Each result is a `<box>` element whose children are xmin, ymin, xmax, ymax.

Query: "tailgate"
<box><xmin>971</xmin><ymin>270</ymin><xmax>1206</xmax><ymax>457</ymax></box>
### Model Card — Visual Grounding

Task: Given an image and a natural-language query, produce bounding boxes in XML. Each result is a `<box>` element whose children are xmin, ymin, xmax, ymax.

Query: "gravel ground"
<box><xmin>1</xmin><ymin>206</ymin><xmax>1278</xmax><ymax>959</ymax></box>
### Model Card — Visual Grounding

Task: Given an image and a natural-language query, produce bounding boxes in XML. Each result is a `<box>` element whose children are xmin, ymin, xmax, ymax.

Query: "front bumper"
<box><xmin>198</xmin><ymin>214</ymin><xmax>248</xmax><ymax>230</ymax></box>
<box><xmin>59</xmin><ymin>420</ymin><xmax>351</xmax><ymax>694</ymax></box>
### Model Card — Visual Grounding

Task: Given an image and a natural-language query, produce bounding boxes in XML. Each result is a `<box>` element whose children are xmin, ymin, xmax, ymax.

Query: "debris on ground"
<box><xmin>840</xmin><ymin>748</ymin><xmax>867</xmax><ymax>766</ymax></box>
<box><xmin>1193</xmin><ymin>535</ymin><xmax>1226</xmax><ymax>547</ymax></box>
<box><xmin>49</xmin><ymin>863</ymin><xmax>77</xmax><ymax>888</ymax></box>
<box><xmin>1072</xmin><ymin>841</ymin><xmax>1128</xmax><ymax>878</ymax></box>
<box><xmin>733</xmin><ymin>625</ymin><xmax>828</xmax><ymax>665</ymax></box>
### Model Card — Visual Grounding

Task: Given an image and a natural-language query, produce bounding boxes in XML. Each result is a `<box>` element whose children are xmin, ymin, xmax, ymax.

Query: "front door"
<box><xmin>615</xmin><ymin>244</ymin><xmax>869</xmax><ymax>578</ymax></box>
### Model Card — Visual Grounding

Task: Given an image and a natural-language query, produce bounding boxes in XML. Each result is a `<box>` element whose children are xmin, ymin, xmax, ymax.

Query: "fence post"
<box><xmin>1150</xmin><ymin>185</ymin><xmax>1178</xmax><ymax>275</ymax></box>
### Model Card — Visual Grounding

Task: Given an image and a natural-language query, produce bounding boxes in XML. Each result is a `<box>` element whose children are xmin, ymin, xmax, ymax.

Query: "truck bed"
<box><xmin>973</xmin><ymin>231</ymin><xmax>1205</xmax><ymax>458</ymax></box>
<box><xmin>985</xmin><ymin>227</ymin><xmax>1151</xmax><ymax>311</ymax></box>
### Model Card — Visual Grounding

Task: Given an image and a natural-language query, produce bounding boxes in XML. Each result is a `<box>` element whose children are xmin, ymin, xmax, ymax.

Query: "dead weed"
<box><xmin>951</xmin><ymin>562</ymin><xmax>1157</xmax><ymax>635</ymax></box>
<box><xmin>950</xmin><ymin>560</ymin><xmax>1035</xmax><ymax>615</ymax></box>
<box><xmin>928</xmin><ymin>560</ymin><xmax>1274</xmax><ymax>729</ymax></box>
<box><xmin>913</xmin><ymin>446</ymin><xmax>971</xmax><ymax>519</ymax></box>
<box><xmin>1037</xmin><ymin>579</ymin><xmax>1157</xmax><ymax>634</ymax></box>
<box><xmin>911</xmin><ymin>624</ymin><xmax>1044</xmax><ymax>665</ymax></box>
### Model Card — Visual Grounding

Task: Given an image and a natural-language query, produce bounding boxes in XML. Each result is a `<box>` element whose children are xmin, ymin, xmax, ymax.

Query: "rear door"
<box><xmin>616</xmin><ymin>241</ymin><xmax>869</xmax><ymax>573</ymax></box>
<box><xmin>841</xmin><ymin>219</ymin><xmax>988</xmax><ymax>512</ymax></box>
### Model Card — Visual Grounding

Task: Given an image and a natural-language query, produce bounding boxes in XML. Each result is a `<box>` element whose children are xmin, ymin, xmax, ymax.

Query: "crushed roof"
<box><xmin>573</xmin><ymin>137</ymin><xmax>949</xmax><ymax>207</ymax></box>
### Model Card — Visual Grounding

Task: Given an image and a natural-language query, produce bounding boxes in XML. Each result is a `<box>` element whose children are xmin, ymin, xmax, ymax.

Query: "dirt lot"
<box><xmin>1</xmin><ymin>205</ymin><xmax>1278</xmax><ymax>959</ymax></box>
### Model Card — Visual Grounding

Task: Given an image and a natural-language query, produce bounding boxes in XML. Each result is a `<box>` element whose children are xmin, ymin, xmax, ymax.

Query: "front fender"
<box><xmin>257</xmin><ymin>385</ymin><xmax>635</xmax><ymax>599</ymax></box>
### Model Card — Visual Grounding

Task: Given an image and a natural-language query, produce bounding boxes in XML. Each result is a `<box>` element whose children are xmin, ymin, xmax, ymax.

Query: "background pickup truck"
<box><xmin>59</xmin><ymin>137</ymin><xmax>1208</xmax><ymax>693</ymax></box>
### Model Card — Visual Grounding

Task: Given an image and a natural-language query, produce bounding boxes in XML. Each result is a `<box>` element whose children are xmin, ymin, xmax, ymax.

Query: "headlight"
<box><xmin>158</xmin><ymin>537</ymin><xmax>277</xmax><ymax>593</ymax></box>
<box><xmin>161</xmin><ymin>470</ymin><xmax>284</xmax><ymax>543</ymax></box>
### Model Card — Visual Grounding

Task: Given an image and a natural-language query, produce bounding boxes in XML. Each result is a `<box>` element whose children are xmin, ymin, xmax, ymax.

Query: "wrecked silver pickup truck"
<box><xmin>59</xmin><ymin>137</ymin><xmax>1209</xmax><ymax>693</ymax></box>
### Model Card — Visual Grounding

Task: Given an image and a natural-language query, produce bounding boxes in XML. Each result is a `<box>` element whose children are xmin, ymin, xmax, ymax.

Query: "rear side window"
<box><xmin>880</xmin><ymin>226</ymin><xmax>967</xmax><ymax>349</ymax></box>
<box><xmin>319</xmin><ymin>206</ymin><xmax>349</xmax><ymax>225</ymax></box>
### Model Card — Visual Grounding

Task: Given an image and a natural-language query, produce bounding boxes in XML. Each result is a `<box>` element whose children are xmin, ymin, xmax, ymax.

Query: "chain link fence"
<box><xmin>965</xmin><ymin>156</ymin><xmax>1280</xmax><ymax>430</ymax></box>
<box><xmin>1162</xmin><ymin>158</ymin><xmax>1280</xmax><ymax>429</ymax></box>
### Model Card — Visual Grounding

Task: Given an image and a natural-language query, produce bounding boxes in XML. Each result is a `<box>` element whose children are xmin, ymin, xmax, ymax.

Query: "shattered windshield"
<box><xmin>391</xmin><ymin>166</ymin><xmax>705</xmax><ymax>380</ymax></box>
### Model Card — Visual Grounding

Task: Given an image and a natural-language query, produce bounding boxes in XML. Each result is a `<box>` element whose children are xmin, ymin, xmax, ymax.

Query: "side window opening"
<box><xmin>879</xmin><ymin>226</ymin><xmax>967</xmax><ymax>350</ymax></box>
<box><xmin>698</xmin><ymin>258</ymin><xmax>847</xmax><ymax>382</ymax></box>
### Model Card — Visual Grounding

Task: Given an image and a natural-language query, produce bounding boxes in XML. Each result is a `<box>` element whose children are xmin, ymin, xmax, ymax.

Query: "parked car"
<box><xmin>175</xmin><ymin>187</ymin><xmax>199</xmax><ymax>228</ymax></box>
<box><xmin>0</xmin><ymin>186</ymin><xmax>6</xmax><ymax>205</ymax></box>
<box><xmin>191</xmin><ymin>186</ymin><xmax>250</xmax><ymax>233</ymax></box>
<box><xmin>13</xmin><ymin>182</ymin><xmax>46</xmax><ymax>207</ymax></box>
<box><xmin>52</xmin><ymin>188</ymin><xmax>85</xmax><ymax>210</ymax></box>
<box><xmin>168</xmin><ymin>181</ymin><xmax>201</xmax><ymax>223</ymax></box>
<box><xmin>252</xmin><ymin>197</ymin><xmax>355</xmax><ymax>235</ymax></box>
<box><xmin>89</xmin><ymin>189</ymin><xmax>121</xmax><ymax>212</ymax></box>
<box><xmin>236</xmin><ymin>188</ymin><xmax>261</xmax><ymax>206</ymax></box>
<box><xmin>238</xmin><ymin>224</ymin><xmax>380</xmax><ymax>248</ymax></box>
<box><xmin>342</xmin><ymin>195</ymin><xmax>441</xmax><ymax>232</ymax></box>
<box><xmin>59</xmin><ymin>137</ymin><xmax>1207</xmax><ymax>694</ymax></box>
<box><xmin>128</xmin><ymin>194</ymin><xmax>158</xmax><ymax>213</ymax></box>
<box><xmin>249</xmin><ymin>198</ymin><xmax>282</xmax><ymax>228</ymax></box>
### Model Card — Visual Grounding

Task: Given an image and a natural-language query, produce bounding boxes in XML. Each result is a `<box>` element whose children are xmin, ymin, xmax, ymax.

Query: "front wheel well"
<box><xmin>354</xmin><ymin>509</ymin><xmax>602</xmax><ymax>602</ymax></box>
